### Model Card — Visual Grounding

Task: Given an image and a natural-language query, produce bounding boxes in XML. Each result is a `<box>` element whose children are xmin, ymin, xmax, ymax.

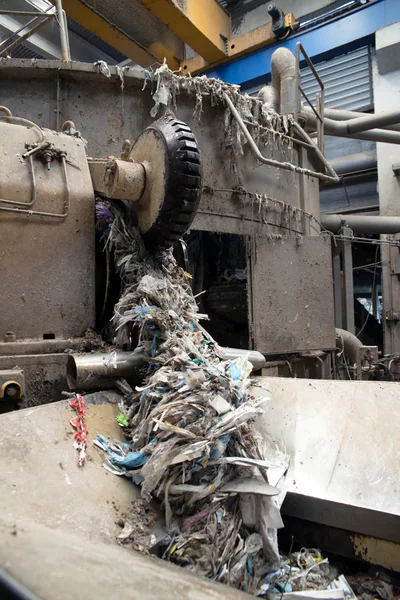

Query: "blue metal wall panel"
<box><xmin>206</xmin><ymin>0</ymin><xmax>398</xmax><ymax>88</ymax></box>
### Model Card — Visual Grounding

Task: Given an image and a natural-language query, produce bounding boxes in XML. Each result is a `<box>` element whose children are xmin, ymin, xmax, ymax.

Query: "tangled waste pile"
<box><xmin>94</xmin><ymin>203</ymin><xmax>361</xmax><ymax>599</ymax></box>
<box><xmin>95</xmin><ymin>202</ymin><xmax>291</xmax><ymax>591</ymax></box>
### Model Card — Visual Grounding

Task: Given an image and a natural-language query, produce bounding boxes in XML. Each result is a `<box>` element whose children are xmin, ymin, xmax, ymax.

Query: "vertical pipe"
<box><xmin>342</xmin><ymin>226</ymin><xmax>355</xmax><ymax>334</ymax></box>
<box><xmin>316</xmin><ymin>92</ymin><xmax>324</xmax><ymax>154</ymax></box>
<box><xmin>62</xmin><ymin>10</ymin><xmax>71</xmax><ymax>59</ymax></box>
<box><xmin>372</xmin><ymin>281</ymin><xmax>378</xmax><ymax>321</ymax></box>
<box><xmin>55</xmin><ymin>0</ymin><xmax>70</xmax><ymax>61</ymax></box>
<box><xmin>333</xmin><ymin>246</ymin><xmax>343</xmax><ymax>329</ymax></box>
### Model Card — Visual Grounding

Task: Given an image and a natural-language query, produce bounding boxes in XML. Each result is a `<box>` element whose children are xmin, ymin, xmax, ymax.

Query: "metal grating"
<box><xmin>300</xmin><ymin>46</ymin><xmax>373</xmax><ymax>112</ymax></box>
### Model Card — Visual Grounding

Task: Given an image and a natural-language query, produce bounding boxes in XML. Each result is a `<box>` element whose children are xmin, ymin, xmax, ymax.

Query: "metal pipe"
<box><xmin>0</xmin><ymin>155</ymin><xmax>36</xmax><ymax>207</ymax></box>
<box><xmin>0</xmin><ymin>156</ymin><xmax>69</xmax><ymax>218</ymax></box>
<box><xmin>291</xmin><ymin>120</ymin><xmax>338</xmax><ymax>182</ymax></box>
<box><xmin>336</xmin><ymin>328</ymin><xmax>363</xmax><ymax>366</ymax></box>
<box><xmin>67</xmin><ymin>350</ymin><xmax>147</xmax><ymax>390</ymax></box>
<box><xmin>343</xmin><ymin>108</ymin><xmax>400</xmax><ymax>134</ymax></box>
<box><xmin>304</xmin><ymin>105</ymin><xmax>400</xmax><ymax>133</ymax></box>
<box><xmin>224</xmin><ymin>93</ymin><xmax>339</xmax><ymax>183</ymax></box>
<box><xmin>271</xmin><ymin>47</ymin><xmax>297</xmax><ymax>115</ymax></box>
<box><xmin>214</xmin><ymin>346</ymin><xmax>266</xmax><ymax>370</ymax></box>
<box><xmin>321</xmin><ymin>107</ymin><xmax>400</xmax><ymax>133</ymax></box>
<box><xmin>0</xmin><ymin>106</ymin><xmax>12</xmax><ymax>123</ymax></box>
<box><xmin>55</xmin><ymin>0</ymin><xmax>71</xmax><ymax>61</ymax></box>
<box><xmin>258</xmin><ymin>85</ymin><xmax>279</xmax><ymax>112</ymax></box>
<box><xmin>302</xmin><ymin>108</ymin><xmax>400</xmax><ymax>144</ymax></box>
<box><xmin>321</xmin><ymin>214</ymin><xmax>400</xmax><ymax>234</ymax></box>
<box><xmin>330</xmin><ymin>150</ymin><xmax>377</xmax><ymax>175</ymax></box>
<box><xmin>62</xmin><ymin>9</ymin><xmax>71</xmax><ymax>59</ymax></box>
<box><xmin>0</xmin><ymin>10</ymin><xmax>55</xmax><ymax>16</ymax></box>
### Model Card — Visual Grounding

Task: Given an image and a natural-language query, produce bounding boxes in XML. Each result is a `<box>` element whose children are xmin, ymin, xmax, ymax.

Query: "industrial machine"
<box><xmin>0</xmin><ymin>41</ymin><xmax>399</xmax><ymax>596</ymax></box>
<box><xmin>1</xmin><ymin>44</ymin><xmax>393</xmax><ymax>406</ymax></box>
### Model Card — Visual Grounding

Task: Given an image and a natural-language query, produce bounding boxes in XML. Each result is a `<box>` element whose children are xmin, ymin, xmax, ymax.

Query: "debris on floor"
<box><xmin>346</xmin><ymin>570</ymin><xmax>400</xmax><ymax>600</ymax></box>
<box><xmin>69</xmin><ymin>393</ymin><xmax>88</xmax><ymax>467</ymax></box>
<box><xmin>116</xmin><ymin>498</ymin><xmax>158</xmax><ymax>554</ymax></box>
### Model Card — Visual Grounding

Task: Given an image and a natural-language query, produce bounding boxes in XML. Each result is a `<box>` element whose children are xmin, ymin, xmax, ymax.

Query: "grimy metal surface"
<box><xmin>0</xmin><ymin>60</ymin><xmax>332</xmax><ymax>359</ymax></box>
<box><xmin>252</xmin><ymin>376</ymin><xmax>400</xmax><ymax>569</ymax></box>
<box><xmin>0</xmin><ymin>120</ymin><xmax>95</xmax><ymax>341</ymax></box>
<box><xmin>247</xmin><ymin>235</ymin><xmax>335</xmax><ymax>354</ymax></box>
<box><xmin>0</xmin><ymin>393</ymin><xmax>246</xmax><ymax>599</ymax></box>
<box><xmin>0</xmin><ymin>60</ymin><xmax>320</xmax><ymax>237</ymax></box>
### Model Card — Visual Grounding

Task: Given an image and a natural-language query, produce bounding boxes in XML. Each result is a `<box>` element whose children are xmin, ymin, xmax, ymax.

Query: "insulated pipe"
<box><xmin>330</xmin><ymin>151</ymin><xmax>377</xmax><ymax>176</ymax></box>
<box><xmin>321</xmin><ymin>214</ymin><xmax>400</xmax><ymax>234</ymax></box>
<box><xmin>271</xmin><ymin>47</ymin><xmax>297</xmax><ymax>115</ymax></box>
<box><xmin>258</xmin><ymin>85</ymin><xmax>279</xmax><ymax>113</ymax></box>
<box><xmin>336</xmin><ymin>328</ymin><xmax>363</xmax><ymax>366</ymax></box>
<box><xmin>340</xmin><ymin>108</ymin><xmax>400</xmax><ymax>134</ymax></box>
<box><xmin>322</xmin><ymin>107</ymin><xmax>400</xmax><ymax>133</ymax></box>
<box><xmin>302</xmin><ymin>108</ymin><xmax>400</xmax><ymax>144</ymax></box>
<box><xmin>303</xmin><ymin>105</ymin><xmax>400</xmax><ymax>133</ymax></box>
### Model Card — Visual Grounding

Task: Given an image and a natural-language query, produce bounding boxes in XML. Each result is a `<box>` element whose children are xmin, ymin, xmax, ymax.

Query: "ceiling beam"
<box><xmin>52</xmin><ymin>0</ymin><xmax>181</xmax><ymax>69</ymax></box>
<box><xmin>182</xmin><ymin>13</ymin><xmax>296</xmax><ymax>75</ymax></box>
<box><xmin>136</xmin><ymin>0</ymin><xmax>231</xmax><ymax>63</ymax></box>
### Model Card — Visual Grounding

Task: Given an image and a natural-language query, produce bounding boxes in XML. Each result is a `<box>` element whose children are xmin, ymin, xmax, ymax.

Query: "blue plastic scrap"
<box><xmin>96</xmin><ymin>434</ymin><xmax>148</xmax><ymax>470</ymax></box>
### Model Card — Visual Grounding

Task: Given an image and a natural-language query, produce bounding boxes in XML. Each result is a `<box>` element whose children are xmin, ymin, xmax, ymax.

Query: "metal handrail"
<box><xmin>223</xmin><ymin>92</ymin><xmax>339</xmax><ymax>183</ymax></box>
<box><xmin>295</xmin><ymin>42</ymin><xmax>325</xmax><ymax>153</ymax></box>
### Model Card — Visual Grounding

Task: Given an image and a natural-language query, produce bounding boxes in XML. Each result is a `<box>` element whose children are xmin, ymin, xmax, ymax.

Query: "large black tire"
<box><xmin>131</xmin><ymin>115</ymin><xmax>202</xmax><ymax>249</ymax></box>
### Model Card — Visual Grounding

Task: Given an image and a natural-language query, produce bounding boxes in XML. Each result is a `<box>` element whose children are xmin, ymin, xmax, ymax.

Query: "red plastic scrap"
<box><xmin>69</xmin><ymin>394</ymin><xmax>88</xmax><ymax>467</ymax></box>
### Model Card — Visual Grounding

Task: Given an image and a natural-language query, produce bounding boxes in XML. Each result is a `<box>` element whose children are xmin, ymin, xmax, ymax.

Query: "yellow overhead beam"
<box><xmin>136</xmin><ymin>0</ymin><xmax>231</xmax><ymax>63</ymax></box>
<box><xmin>182</xmin><ymin>14</ymin><xmax>296</xmax><ymax>75</ymax></box>
<box><xmin>54</xmin><ymin>0</ymin><xmax>181</xmax><ymax>69</ymax></box>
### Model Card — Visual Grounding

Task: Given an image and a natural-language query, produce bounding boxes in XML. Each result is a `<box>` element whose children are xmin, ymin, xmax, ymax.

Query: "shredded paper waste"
<box><xmin>86</xmin><ymin>65</ymin><xmax>360</xmax><ymax>597</ymax></box>
<box><xmin>144</xmin><ymin>60</ymin><xmax>290</xmax><ymax>158</ymax></box>
<box><xmin>87</xmin><ymin>203</ymin><xmax>357</xmax><ymax>598</ymax></box>
<box><xmin>91</xmin><ymin>203</ymin><xmax>292</xmax><ymax>591</ymax></box>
